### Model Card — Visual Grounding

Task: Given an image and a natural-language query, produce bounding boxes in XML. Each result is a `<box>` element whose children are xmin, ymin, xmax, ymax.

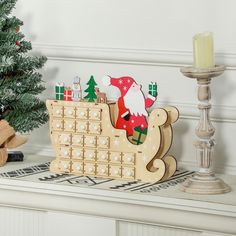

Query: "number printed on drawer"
<box><xmin>72</xmin><ymin>134</ymin><xmax>84</xmax><ymax>146</ymax></box>
<box><xmin>89</xmin><ymin>108</ymin><xmax>101</xmax><ymax>120</ymax></box>
<box><xmin>84</xmin><ymin>149</ymin><xmax>96</xmax><ymax>161</ymax></box>
<box><xmin>97</xmin><ymin>164</ymin><xmax>108</xmax><ymax>176</ymax></box>
<box><xmin>64</xmin><ymin>120</ymin><xmax>76</xmax><ymax>132</ymax></box>
<box><xmin>64</xmin><ymin>106</ymin><xmax>75</xmax><ymax>118</ymax></box>
<box><xmin>97</xmin><ymin>136</ymin><xmax>109</xmax><ymax>149</ymax></box>
<box><xmin>84</xmin><ymin>163</ymin><xmax>96</xmax><ymax>175</ymax></box>
<box><xmin>110</xmin><ymin>152</ymin><xmax>122</xmax><ymax>164</ymax></box>
<box><xmin>72</xmin><ymin>148</ymin><xmax>83</xmax><ymax>160</ymax></box>
<box><xmin>59</xmin><ymin>133</ymin><xmax>71</xmax><ymax>145</ymax></box>
<box><xmin>89</xmin><ymin>122</ymin><xmax>101</xmax><ymax>134</ymax></box>
<box><xmin>59</xmin><ymin>147</ymin><xmax>71</xmax><ymax>159</ymax></box>
<box><xmin>59</xmin><ymin>160</ymin><xmax>71</xmax><ymax>173</ymax></box>
<box><xmin>71</xmin><ymin>161</ymin><xmax>83</xmax><ymax>174</ymax></box>
<box><xmin>122</xmin><ymin>153</ymin><xmax>135</xmax><ymax>165</ymax></box>
<box><xmin>52</xmin><ymin>106</ymin><xmax>63</xmax><ymax>117</ymax></box>
<box><xmin>84</xmin><ymin>135</ymin><xmax>96</xmax><ymax>147</ymax></box>
<box><xmin>97</xmin><ymin>151</ymin><xmax>109</xmax><ymax>162</ymax></box>
<box><xmin>122</xmin><ymin>167</ymin><xmax>135</xmax><ymax>179</ymax></box>
<box><xmin>52</xmin><ymin>119</ymin><xmax>63</xmax><ymax>131</ymax></box>
<box><xmin>109</xmin><ymin>165</ymin><xmax>121</xmax><ymax>178</ymax></box>
<box><xmin>76</xmin><ymin>108</ymin><xmax>88</xmax><ymax>119</ymax></box>
<box><xmin>76</xmin><ymin>121</ymin><xmax>88</xmax><ymax>133</ymax></box>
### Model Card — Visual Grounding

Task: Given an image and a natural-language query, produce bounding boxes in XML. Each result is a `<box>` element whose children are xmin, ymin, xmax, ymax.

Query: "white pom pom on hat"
<box><xmin>102</xmin><ymin>75</ymin><xmax>111</xmax><ymax>86</ymax></box>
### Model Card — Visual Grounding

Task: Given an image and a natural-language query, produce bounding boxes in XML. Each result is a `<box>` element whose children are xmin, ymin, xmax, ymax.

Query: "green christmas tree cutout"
<box><xmin>84</xmin><ymin>75</ymin><xmax>97</xmax><ymax>102</ymax></box>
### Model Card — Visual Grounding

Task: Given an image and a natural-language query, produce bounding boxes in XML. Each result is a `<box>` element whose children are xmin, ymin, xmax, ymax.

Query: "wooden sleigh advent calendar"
<box><xmin>47</xmin><ymin>100</ymin><xmax>179</xmax><ymax>182</ymax></box>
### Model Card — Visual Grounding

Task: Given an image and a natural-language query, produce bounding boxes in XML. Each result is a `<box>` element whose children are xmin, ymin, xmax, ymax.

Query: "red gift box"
<box><xmin>64</xmin><ymin>88</ymin><xmax>72</xmax><ymax>101</ymax></box>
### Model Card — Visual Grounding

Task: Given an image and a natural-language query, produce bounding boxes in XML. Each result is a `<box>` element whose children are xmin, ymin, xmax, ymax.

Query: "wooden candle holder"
<box><xmin>46</xmin><ymin>100</ymin><xmax>179</xmax><ymax>183</ymax></box>
<box><xmin>180</xmin><ymin>65</ymin><xmax>231</xmax><ymax>194</ymax></box>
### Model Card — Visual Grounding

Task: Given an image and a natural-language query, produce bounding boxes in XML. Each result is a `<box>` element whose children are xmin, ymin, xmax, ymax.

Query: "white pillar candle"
<box><xmin>193</xmin><ymin>32</ymin><xmax>215</xmax><ymax>69</ymax></box>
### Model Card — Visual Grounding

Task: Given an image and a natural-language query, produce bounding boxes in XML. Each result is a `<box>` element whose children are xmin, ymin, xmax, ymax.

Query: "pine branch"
<box><xmin>0</xmin><ymin>0</ymin><xmax>17</xmax><ymax>17</ymax></box>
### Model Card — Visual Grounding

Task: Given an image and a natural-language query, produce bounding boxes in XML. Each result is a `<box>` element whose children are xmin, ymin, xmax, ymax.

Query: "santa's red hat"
<box><xmin>102</xmin><ymin>76</ymin><xmax>135</xmax><ymax>96</ymax></box>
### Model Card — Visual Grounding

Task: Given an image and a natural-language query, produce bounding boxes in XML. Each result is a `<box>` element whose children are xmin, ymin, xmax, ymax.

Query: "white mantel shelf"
<box><xmin>0</xmin><ymin>155</ymin><xmax>236</xmax><ymax>235</ymax></box>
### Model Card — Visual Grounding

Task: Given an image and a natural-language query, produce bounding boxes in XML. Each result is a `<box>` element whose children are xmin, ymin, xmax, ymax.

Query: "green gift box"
<box><xmin>131</xmin><ymin>126</ymin><xmax>148</xmax><ymax>145</ymax></box>
<box><xmin>55</xmin><ymin>83</ymin><xmax>65</xmax><ymax>100</ymax></box>
<box><xmin>149</xmin><ymin>82</ymin><xmax>157</xmax><ymax>97</ymax></box>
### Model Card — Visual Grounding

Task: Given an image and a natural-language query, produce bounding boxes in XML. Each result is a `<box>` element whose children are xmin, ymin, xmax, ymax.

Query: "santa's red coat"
<box><xmin>115</xmin><ymin>95</ymin><xmax>156</xmax><ymax>136</ymax></box>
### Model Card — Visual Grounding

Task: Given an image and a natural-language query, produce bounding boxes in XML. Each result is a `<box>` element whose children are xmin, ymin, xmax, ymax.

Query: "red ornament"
<box><xmin>64</xmin><ymin>88</ymin><xmax>72</xmax><ymax>101</ymax></box>
<box><xmin>16</xmin><ymin>40</ymin><xmax>20</xmax><ymax>46</ymax></box>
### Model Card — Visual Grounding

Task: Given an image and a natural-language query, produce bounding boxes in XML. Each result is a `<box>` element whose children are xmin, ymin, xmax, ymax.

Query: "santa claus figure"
<box><xmin>103</xmin><ymin>76</ymin><xmax>156</xmax><ymax>136</ymax></box>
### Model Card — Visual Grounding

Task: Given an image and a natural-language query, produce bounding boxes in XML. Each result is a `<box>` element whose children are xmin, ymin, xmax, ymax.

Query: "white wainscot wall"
<box><xmin>14</xmin><ymin>0</ymin><xmax>236</xmax><ymax>174</ymax></box>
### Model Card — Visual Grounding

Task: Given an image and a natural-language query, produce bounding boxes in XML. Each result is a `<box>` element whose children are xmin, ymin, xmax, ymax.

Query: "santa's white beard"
<box><xmin>124</xmin><ymin>88</ymin><xmax>148</xmax><ymax>116</ymax></box>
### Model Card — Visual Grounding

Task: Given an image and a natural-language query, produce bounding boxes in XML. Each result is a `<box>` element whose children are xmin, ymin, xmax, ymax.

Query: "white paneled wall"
<box><xmin>0</xmin><ymin>206</ymin><xmax>46</xmax><ymax>236</ymax></box>
<box><xmin>118</xmin><ymin>221</ymin><xmax>200</xmax><ymax>236</ymax></box>
<box><xmin>14</xmin><ymin>0</ymin><xmax>236</xmax><ymax>174</ymax></box>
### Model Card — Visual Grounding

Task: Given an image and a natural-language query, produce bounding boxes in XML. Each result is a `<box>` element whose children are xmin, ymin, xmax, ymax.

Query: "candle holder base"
<box><xmin>180</xmin><ymin>172</ymin><xmax>231</xmax><ymax>195</ymax></box>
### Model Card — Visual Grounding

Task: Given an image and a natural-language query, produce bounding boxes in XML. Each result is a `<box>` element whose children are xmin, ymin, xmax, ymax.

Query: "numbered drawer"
<box><xmin>88</xmin><ymin>122</ymin><xmax>101</xmax><ymax>134</ymax></box>
<box><xmin>58</xmin><ymin>147</ymin><xmax>71</xmax><ymax>159</ymax></box>
<box><xmin>52</xmin><ymin>132</ymin><xmax>60</xmax><ymax>145</ymax></box>
<box><xmin>84</xmin><ymin>163</ymin><xmax>96</xmax><ymax>175</ymax></box>
<box><xmin>97</xmin><ymin>164</ymin><xmax>109</xmax><ymax>177</ymax></box>
<box><xmin>72</xmin><ymin>134</ymin><xmax>84</xmax><ymax>146</ymax></box>
<box><xmin>59</xmin><ymin>133</ymin><xmax>71</xmax><ymax>145</ymax></box>
<box><xmin>58</xmin><ymin>160</ymin><xmax>71</xmax><ymax>173</ymax></box>
<box><xmin>72</xmin><ymin>148</ymin><xmax>84</xmax><ymax>160</ymax></box>
<box><xmin>110</xmin><ymin>152</ymin><xmax>122</xmax><ymax>164</ymax></box>
<box><xmin>84</xmin><ymin>149</ymin><xmax>96</xmax><ymax>161</ymax></box>
<box><xmin>122</xmin><ymin>153</ymin><xmax>135</xmax><ymax>165</ymax></box>
<box><xmin>52</xmin><ymin>105</ymin><xmax>63</xmax><ymax>117</ymax></box>
<box><xmin>71</xmin><ymin>161</ymin><xmax>84</xmax><ymax>174</ymax></box>
<box><xmin>97</xmin><ymin>150</ymin><xmax>109</xmax><ymax>163</ymax></box>
<box><xmin>52</xmin><ymin>119</ymin><xmax>63</xmax><ymax>131</ymax></box>
<box><xmin>64</xmin><ymin>120</ymin><xmax>76</xmax><ymax>132</ymax></box>
<box><xmin>122</xmin><ymin>167</ymin><xmax>135</xmax><ymax>179</ymax></box>
<box><xmin>76</xmin><ymin>108</ymin><xmax>88</xmax><ymax>119</ymax></box>
<box><xmin>89</xmin><ymin>108</ymin><xmax>101</xmax><ymax>120</ymax></box>
<box><xmin>109</xmin><ymin>165</ymin><xmax>121</xmax><ymax>178</ymax></box>
<box><xmin>97</xmin><ymin>136</ymin><xmax>109</xmax><ymax>149</ymax></box>
<box><xmin>84</xmin><ymin>135</ymin><xmax>96</xmax><ymax>148</ymax></box>
<box><xmin>76</xmin><ymin>120</ymin><xmax>88</xmax><ymax>133</ymax></box>
<box><xmin>64</xmin><ymin>106</ymin><xmax>75</xmax><ymax>118</ymax></box>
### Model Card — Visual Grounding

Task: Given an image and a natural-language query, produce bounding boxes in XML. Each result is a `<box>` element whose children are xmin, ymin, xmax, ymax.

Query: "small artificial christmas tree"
<box><xmin>0</xmin><ymin>0</ymin><xmax>47</xmax><ymax>133</ymax></box>
<box><xmin>84</xmin><ymin>75</ymin><xmax>97</xmax><ymax>102</ymax></box>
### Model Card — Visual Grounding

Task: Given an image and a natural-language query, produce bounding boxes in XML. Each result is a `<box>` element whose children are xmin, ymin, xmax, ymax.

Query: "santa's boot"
<box><xmin>0</xmin><ymin>147</ymin><xmax>7</xmax><ymax>167</ymax></box>
<box><xmin>0</xmin><ymin>120</ymin><xmax>15</xmax><ymax>147</ymax></box>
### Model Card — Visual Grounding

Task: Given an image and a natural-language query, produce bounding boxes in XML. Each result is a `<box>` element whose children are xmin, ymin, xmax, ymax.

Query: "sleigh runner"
<box><xmin>46</xmin><ymin>100</ymin><xmax>179</xmax><ymax>182</ymax></box>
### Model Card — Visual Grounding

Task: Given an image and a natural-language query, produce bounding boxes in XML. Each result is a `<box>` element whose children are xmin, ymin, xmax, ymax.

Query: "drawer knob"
<box><xmin>88</xmin><ymin>167</ymin><xmax>93</xmax><ymax>172</ymax></box>
<box><xmin>126</xmin><ymin>171</ymin><xmax>132</xmax><ymax>177</ymax></box>
<box><xmin>77</xmin><ymin>139</ymin><xmax>81</xmax><ymax>143</ymax></box>
<box><xmin>56</xmin><ymin>123</ymin><xmax>61</xmax><ymax>128</ymax></box>
<box><xmin>101</xmin><ymin>168</ymin><xmax>106</xmax><ymax>174</ymax></box>
<box><xmin>101</xmin><ymin>155</ymin><xmax>106</xmax><ymax>160</ymax></box>
<box><xmin>114</xmin><ymin>170</ymin><xmax>119</xmax><ymax>175</ymax></box>
<box><xmin>94</xmin><ymin>112</ymin><xmax>98</xmax><ymax>117</ymax></box>
<box><xmin>76</xmin><ymin>151</ymin><xmax>81</xmax><ymax>157</ymax></box>
<box><xmin>80</xmin><ymin>125</ymin><xmax>85</xmax><ymax>130</ymax></box>
<box><xmin>76</xmin><ymin>165</ymin><xmax>81</xmax><ymax>171</ymax></box>
<box><xmin>80</xmin><ymin>111</ymin><xmax>85</xmax><ymax>116</ymax></box>
<box><xmin>56</xmin><ymin>110</ymin><xmax>60</xmax><ymax>114</ymax></box>
<box><xmin>127</xmin><ymin>157</ymin><xmax>132</xmax><ymax>162</ymax></box>
<box><xmin>89</xmin><ymin>139</ymin><xmax>94</xmax><ymax>144</ymax></box>
<box><xmin>69</xmin><ymin>124</ymin><xmax>73</xmax><ymax>129</ymax></box>
<box><xmin>114</xmin><ymin>156</ymin><xmax>119</xmax><ymax>161</ymax></box>
<box><xmin>89</xmin><ymin>153</ymin><xmax>94</xmax><ymax>158</ymax></box>
<box><xmin>69</xmin><ymin>110</ymin><xmax>73</xmax><ymax>115</ymax></box>
<box><xmin>64</xmin><ymin>150</ymin><xmax>69</xmax><ymax>156</ymax></box>
<box><xmin>102</xmin><ymin>140</ymin><xmax>107</xmax><ymax>145</ymax></box>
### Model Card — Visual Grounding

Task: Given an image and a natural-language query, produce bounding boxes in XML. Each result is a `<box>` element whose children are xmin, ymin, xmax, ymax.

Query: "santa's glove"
<box><xmin>123</xmin><ymin>113</ymin><xmax>131</xmax><ymax>121</ymax></box>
